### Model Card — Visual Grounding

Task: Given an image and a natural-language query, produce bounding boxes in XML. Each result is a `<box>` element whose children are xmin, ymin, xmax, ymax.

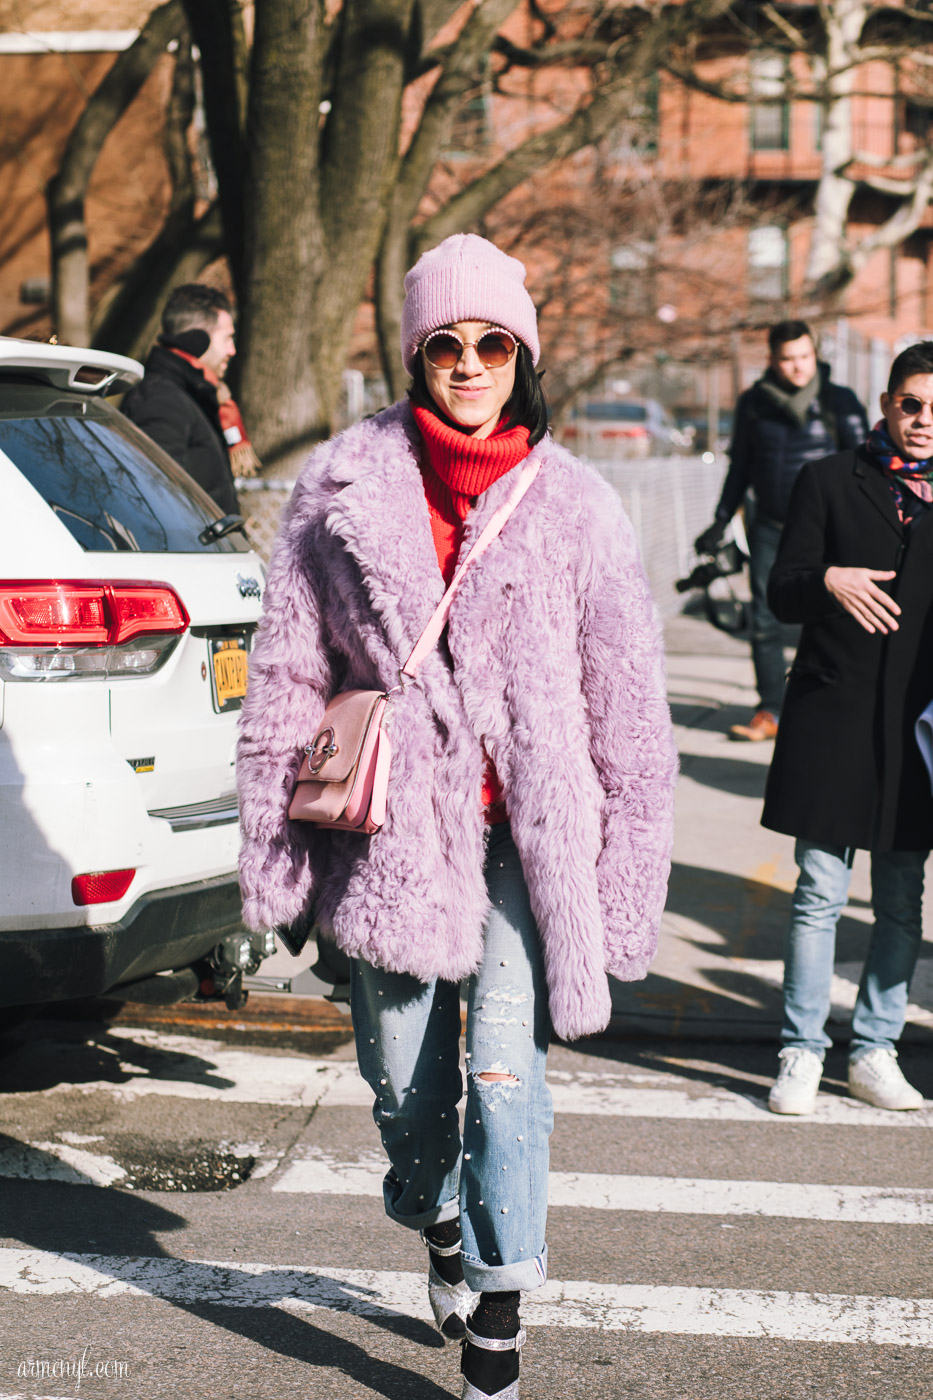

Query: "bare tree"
<box><xmin>186</xmin><ymin>0</ymin><xmax>730</xmax><ymax>471</ymax></box>
<box><xmin>91</xmin><ymin>32</ymin><xmax>225</xmax><ymax>360</ymax></box>
<box><xmin>663</xmin><ymin>0</ymin><xmax>933</xmax><ymax>302</ymax></box>
<box><xmin>44</xmin><ymin>0</ymin><xmax>751</xmax><ymax>466</ymax></box>
<box><xmin>47</xmin><ymin>1</ymin><xmax>187</xmax><ymax>346</ymax></box>
<box><xmin>485</xmin><ymin>161</ymin><xmax>765</xmax><ymax>421</ymax></box>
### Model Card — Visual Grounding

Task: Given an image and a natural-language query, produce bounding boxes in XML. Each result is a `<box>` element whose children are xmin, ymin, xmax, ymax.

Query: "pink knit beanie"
<box><xmin>401</xmin><ymin>233</ymin><xmax>540</xmax><ymax>373</ymax></box>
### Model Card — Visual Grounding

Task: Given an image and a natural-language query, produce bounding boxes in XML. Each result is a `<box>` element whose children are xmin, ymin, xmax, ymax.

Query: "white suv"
<box><xmin>0</xmin><ymin>339</ymin><xmax>272</xmax><ymax>1020</ymax></box>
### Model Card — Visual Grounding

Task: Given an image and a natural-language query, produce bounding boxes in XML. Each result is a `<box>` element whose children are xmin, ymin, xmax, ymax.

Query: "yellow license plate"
<box><xmin>209</xmin><ymin>637</ymin><xmax>249</xmax><ymax>712</ymax></box>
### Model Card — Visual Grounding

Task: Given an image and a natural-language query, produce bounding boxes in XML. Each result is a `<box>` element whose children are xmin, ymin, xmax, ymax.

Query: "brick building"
<box><xmin>2</xmin><ymin>1</ymin><xmax>931</xmax><ymax>431</ymax></box>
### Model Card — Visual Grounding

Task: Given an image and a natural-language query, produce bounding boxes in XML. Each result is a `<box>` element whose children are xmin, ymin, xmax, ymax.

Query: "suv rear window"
<box><xmin>0</xmin><ymin>382</ymin><xmax>248</xmax><ymax>553</ymax></box>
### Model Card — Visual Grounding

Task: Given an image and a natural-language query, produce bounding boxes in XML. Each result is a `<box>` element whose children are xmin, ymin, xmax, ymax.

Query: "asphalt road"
<box><xmin>0</xmin><ymin>1012</ymin><xmax>931</xmax><ymax>1400</ymax></box>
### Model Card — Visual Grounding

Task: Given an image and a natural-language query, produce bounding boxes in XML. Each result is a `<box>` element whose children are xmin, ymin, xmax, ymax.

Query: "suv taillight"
<box><xmin>0</xmin><ymin>580</ymin><xmax>188</xmax><ymax>681</ymax></box>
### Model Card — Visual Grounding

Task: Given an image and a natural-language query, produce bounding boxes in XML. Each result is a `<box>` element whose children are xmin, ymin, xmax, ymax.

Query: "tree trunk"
<box><xmin>47</xmin><ymin>0</ymin><xmax>185</xmax><ymax>346</ymax></box>
<box><xmin>239</xmin><ymin>0</ymin><xmax>418</xmax><ymax>472</ymax></box>
<box><xmin>804</xmin><ymin>0</ymin><xmax>868</xmax><ymax>293</ymax></box>
<box><xmin>179</xmin><ymin>0</ymin><xmax>249</xmax><ymax>296</ymax></box>
<box><xmin>236</xmin><ymin>0</ymin><xmax>329</xmax><ymax>471</ymax></box>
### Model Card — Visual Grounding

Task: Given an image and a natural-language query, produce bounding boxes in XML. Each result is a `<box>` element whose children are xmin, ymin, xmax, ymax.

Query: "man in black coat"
<box><xmin>763</xmin><ymin>340</ymin><xmax>933</xmax><ymax>1116</ymax></box>
<box><xmin>695</xmin><ymin>321</ymin><xmax>868</xmax><ymax>741</ymax></box>
<box><xmin>122</xmin><ymin>284</ymin><xmax>240</xmax><ymax>516</ymax></box>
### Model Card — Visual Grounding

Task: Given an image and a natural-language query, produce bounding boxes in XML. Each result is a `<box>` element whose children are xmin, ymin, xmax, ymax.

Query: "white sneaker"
<box><xmin>848</xmin><ymin>1048</ymin><xmax>924</xmax><ymax>1110</ymax></box>
<box><xmin>768</xmin><ymin>1047</ymin><xmax>823</xmax><ymax>1115</ymax></box>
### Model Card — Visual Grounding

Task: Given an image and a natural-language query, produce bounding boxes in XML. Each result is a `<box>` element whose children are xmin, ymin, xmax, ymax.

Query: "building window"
<box><xmin>610</xmin><ymin>241</ymin><xmax>655</xmax><ymax>315</ymax></box>
<box><xmin>748</xmin><ymin>225</ymin><xmax>788</xmax><ymax>300</ymax></box>
<box><xmin>750</xmin><ymin>53</ymin><xmax>789</xmax><ymax>151</ymax></box>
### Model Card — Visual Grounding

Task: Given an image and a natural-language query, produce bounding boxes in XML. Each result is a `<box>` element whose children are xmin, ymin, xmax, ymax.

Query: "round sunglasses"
<box><xmin>422</xmin><ymin>327</ymin><xmax>517</xmax><ymax>370</ymax></box>
<box><xmin>893</xmin><ymin>393</ymin><xmax>933</xmax><ymax>416</ymax></box>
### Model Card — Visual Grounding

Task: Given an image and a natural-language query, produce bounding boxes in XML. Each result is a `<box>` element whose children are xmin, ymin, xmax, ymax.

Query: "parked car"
<box><xmin>675</xmin><ymin>409</ymin><xmax>734</xmax><ymax>455</ymax></box>
<box><xmin>558</xmin><ymin>398</ymin><xmax>689</xmax><ymax>458</ymax></box>
<box><xmin>0</xmin><ymin>338</ymin><xmax>274</xmax><ymax>1023</ymax></box>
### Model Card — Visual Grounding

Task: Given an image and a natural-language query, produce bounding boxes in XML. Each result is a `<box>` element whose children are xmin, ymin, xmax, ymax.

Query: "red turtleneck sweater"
<box><xmin>412</xmin><ymin>402</ymin><xmax>532</xmax><ymax>822</ymax></box>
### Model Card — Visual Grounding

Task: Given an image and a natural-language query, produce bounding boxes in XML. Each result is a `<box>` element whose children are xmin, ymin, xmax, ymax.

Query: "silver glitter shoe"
<box><xmin>460</xmin><ymin>1321</ymin><xmax>526</xmax><ymax>1400</ymax></box>
<box><xmin>420</xmin><ymin>1231</ymin><xmax>478</xmax><ymax>1343</ymax></box>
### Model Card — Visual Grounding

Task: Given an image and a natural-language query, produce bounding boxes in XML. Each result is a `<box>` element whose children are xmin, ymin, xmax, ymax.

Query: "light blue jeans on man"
<box><xmin>782</xmin><ymin>839</ymin><xmax>927</xmax><ymax>1058</ymax></box>
<box><xmin>351</xmin><ymin>821</ymin><xmax>553</xmax><ymax>1293</ymax></box>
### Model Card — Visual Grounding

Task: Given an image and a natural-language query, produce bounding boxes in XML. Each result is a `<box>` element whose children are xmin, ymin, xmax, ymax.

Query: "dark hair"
<box><xmin>408</xmin><ymin>341</ymin><xmax>548</xmax><ymax>447</ymax></box>
<box><xmin>887</xmin><ymin>340</ymin><xmax>933</xmax><ymax>393</ymax></box>
<box><xmin>162</xmin><ymin>284</ymin><xmax>232</xmax><ymax>339</ymax></box>
<box><xmin>768</xmin><ymin>320</ymin><xmax>813</xmax><ymax>353</ymax></box>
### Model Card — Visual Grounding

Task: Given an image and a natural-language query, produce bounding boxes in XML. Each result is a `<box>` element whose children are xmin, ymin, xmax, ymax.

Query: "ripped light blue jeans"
<box><xmin>350</xmin><ymin>821</ymin><xmax>554</xmax><ymax>1293</ymax></box>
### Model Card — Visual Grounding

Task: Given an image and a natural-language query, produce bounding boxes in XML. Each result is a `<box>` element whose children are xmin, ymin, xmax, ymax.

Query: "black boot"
<box><xmin>460</xmin><ymin>1292</ymin><xmax>523</xmax><ymax>1399</ymax></box>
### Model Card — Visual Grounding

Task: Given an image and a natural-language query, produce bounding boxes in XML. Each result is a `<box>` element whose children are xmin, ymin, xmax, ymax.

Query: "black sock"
<box><xmin>424</xmin><ymin>1219</ymin><xmax>463</xmax><ymax>1286</ymax></box>
<box><xmin>462</xmin><ymin>1291</ymin><xmax>521</xmax><ymax>1394</ymax></box>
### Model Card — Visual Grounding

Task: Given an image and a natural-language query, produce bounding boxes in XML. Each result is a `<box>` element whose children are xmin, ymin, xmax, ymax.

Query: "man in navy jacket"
<box><xmin>122</xmin><ymin>284</ymin><xmax>240</xmax><ymax>516</ymax></box>
<box><xmin>695</xmin><ymin>321</ymin><xmax>868</xmax><ymax>740</ymax></box>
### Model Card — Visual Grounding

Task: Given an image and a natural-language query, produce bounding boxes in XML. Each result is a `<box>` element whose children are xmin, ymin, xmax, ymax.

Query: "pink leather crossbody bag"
<box><xmin>288</xmin><ymin>459</ymin><xmax>540</xmax><ymax>834</ymax></box>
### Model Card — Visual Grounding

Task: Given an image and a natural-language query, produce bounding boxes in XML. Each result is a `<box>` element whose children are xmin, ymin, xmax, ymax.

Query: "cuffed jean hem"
<box><xmin>461</xmin><ymin>1243</ymin><xmax>548</xmax><ymax>1294</ymax></box>
<box><xmin>779</xmin><ymin>1040</ymin><xmax>827</xmax><ymax>1058</ymax></box>
<box><xmin>849</xmin><ymin>1042</ymin><xmax>896</xmax><ymax>1061</ymax></box>
<box><xmin>383</xmin><ymin>1179</ymin><xmax>461</xmax><ymax>1231</ymax></box>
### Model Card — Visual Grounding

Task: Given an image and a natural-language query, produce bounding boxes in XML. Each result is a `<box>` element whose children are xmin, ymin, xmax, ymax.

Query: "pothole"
<box><xmin>120</xmin><ymin>1148</ymin><xmax>255</xmax><ymax>1192</ymax></box>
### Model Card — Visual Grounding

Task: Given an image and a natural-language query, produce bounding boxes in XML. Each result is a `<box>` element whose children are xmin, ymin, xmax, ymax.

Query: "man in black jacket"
<box><xmin>762</xmin><ymin>340</ymin><xmax>933</xmax><ymax>1116</ymax></box>
<box><xmin>122</xmin><ymin>284</ymin><xmax>240</xmax><ymax>515</ymax></box>
<box><xmin>695</xmin><ymin>321</ymin><xmax>868</xmax><ymax>741</ymax></box>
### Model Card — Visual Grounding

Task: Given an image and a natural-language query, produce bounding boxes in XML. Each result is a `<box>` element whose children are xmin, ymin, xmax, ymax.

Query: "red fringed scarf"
<box><xmin>169</xmin><ymin>347</ymin><xmax>261</xmax><ymax>478</ymax></box>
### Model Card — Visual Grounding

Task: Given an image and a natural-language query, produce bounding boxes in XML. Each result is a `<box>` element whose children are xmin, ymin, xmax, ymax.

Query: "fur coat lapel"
<box><xmin>323</xmin><ymin>403</ymin><xmax>446</xmax><ymax>673</ymax></box>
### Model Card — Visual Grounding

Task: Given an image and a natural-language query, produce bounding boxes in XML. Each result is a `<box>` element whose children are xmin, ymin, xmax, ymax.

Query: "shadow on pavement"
<box><xmin>600</xmin><ymin>864</ymin><xmax>933</xmax><ymax>1043</ymax></box>
<box><xmin>0</xmin><ymin>1024</ymin><xmax>236</xmax><ymax>1095</ymax></box>
<box><xmin>0</xmin><ymin>1163</ymin><xmax>449</xmax><ymax>1398</ymax></box>
<box><xmin>677</xmin><ymin>752</ymin><xmax>769</xmax><ymax>799</ymax></box>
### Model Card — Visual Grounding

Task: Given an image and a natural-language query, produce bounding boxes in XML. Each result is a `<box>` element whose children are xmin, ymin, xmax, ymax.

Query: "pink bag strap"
<box><xmin>400</xmin><ymin>458</ymin><xmax>541</xmax><ymax>681</ymax></box>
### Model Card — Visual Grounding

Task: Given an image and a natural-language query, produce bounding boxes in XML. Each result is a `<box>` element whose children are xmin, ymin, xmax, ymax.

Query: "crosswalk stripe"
<box><xmin>4</xmin><ymin>1141</ymin><xmax>927</xmax><ymax>1226</ymax></box>
<box><xmin>25</xmin><ymin>1029</ymin><xmax>931</xmax><ymax>1127</ymax></box>
<box><xmin>0</xmin><ymin>1141</ymin><xmax>126</xmax><ymax>1188</ymax></box>
<box><xmin>0</xmin><ymin>1249</ymin><xmax>929</xmax><ymax>1346</ymax></box>
<box><xmin>269</xmin><ymin>1157</ymin><xmax>933</xmax><ymax>1225</ymax></box>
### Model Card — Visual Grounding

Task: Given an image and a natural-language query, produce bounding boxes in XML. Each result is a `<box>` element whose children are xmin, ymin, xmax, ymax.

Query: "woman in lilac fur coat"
<box><xmin>237</xmin><ymin>235</ymin><xmax>675</xmax><ymax>1400</ymax></box>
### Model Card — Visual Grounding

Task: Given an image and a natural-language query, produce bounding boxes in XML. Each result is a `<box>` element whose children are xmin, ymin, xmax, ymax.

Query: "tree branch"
<box><xmin>163</xmin><ymin>29</ymin><xmax>196</xmax><ymax>215</ymax></box>
<box><xmin>851</xmin><ymin>153</ymin><xmax>933</xmax><ymax>264</ymax></box>
<box><xmin>858</xmin><ymin>170</ymin><xmax>927</xmax><ymax>195</ymax></box>
<box><xmin>179</xmin><ymin>0</ymin><xmax>249</xmax><ymax>295</ymax></box>
<box><xmin>374</xmin><ymin>0</ymin><xmax>521</xmax><ymax>395</ymax></box>
<box><xmin>760</xmin><ymin>2</ymin><xmax>809</xmax><ymax>50</ymax></box>
<box><xmin>414</xmin><ymin>76</ymin><xmax>654</xmax><ymax>254</ymax></box>
<box><xmin>849</xmin><ymin>148</ymin><xmax>929</xmax><ymax>170</ymax></box>
<box><xmin>492</xmin><ymin>34</ymin><xmax>615</xmax><ymax>69</ymax></box>
<box><xmin>92</xmin><ymin>202</ymin><xmax>224</xmax><ymax>359</ymax></box>
<box><xmin>48</xmin><ymin>0</ymin><xmax>185</xmax><ymax>345</ymax></box>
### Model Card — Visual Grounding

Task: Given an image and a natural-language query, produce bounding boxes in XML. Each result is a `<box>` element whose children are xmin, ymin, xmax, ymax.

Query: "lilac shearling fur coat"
<box><xmin>237</xmin><ymin>401</ymin><xmax>676</xmax><ymax>1041</ymax></box>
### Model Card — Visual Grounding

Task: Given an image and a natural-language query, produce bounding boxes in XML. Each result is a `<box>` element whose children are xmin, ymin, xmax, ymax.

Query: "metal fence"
<box><xmin>237</xmin><ymin>454</ymin><xmax>727</xmax><ymax>619</ymax></box>
<box><xmin>585</xmin><ymin>454</ymin><xmax>727</xmax><ymax>616</ymax></box>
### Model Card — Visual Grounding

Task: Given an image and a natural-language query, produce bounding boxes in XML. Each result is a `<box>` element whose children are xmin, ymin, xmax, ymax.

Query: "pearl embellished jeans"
<box><xmin>351</xmin><ymin>820</ymin><xmax>553</xmax><ymax>1293</ymax></box>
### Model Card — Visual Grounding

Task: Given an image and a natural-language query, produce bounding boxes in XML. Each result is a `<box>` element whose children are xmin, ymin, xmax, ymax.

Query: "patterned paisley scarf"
<box><xmin>865</xmin><ymin>419</ymin><xmax>933</xmax><ymax>523</ymax></box>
